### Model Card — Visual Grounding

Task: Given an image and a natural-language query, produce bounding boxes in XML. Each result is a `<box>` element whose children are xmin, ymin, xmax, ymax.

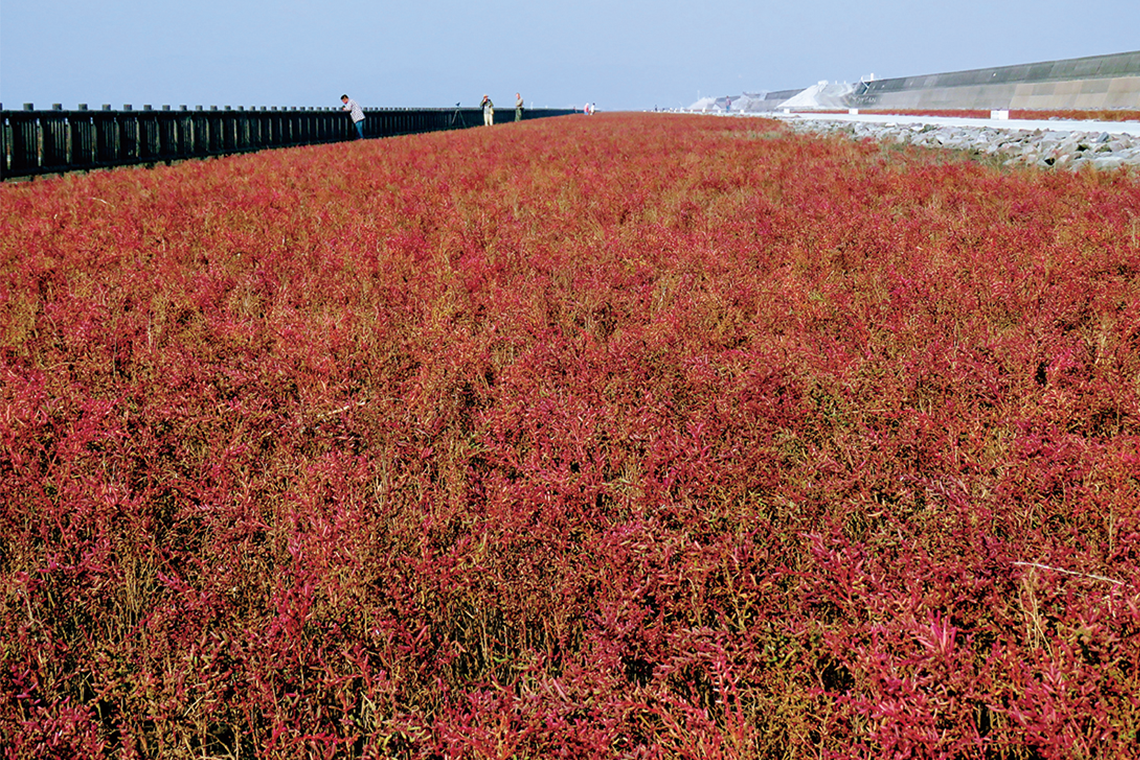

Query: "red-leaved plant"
<box><xmin>2</xmin><ymin>113</ymin><xmax>1139</xmax><ymax>758</ymax></box>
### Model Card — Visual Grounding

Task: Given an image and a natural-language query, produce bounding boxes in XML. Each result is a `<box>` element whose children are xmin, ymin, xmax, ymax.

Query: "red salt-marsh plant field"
<box><xmin>2</xmin><ymin>113</ymin><xmax>1140</xmax><ymax>759</ymax></box>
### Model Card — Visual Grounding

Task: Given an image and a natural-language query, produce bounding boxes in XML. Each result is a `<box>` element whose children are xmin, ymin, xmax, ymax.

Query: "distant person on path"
<box><xmin>515</xmin><ymin>93</ymin><xmax>524</xmax><ymax>121</ymax></box>
<box><xmin>341</xmin><ymin>94</ymin><xmax>365</xmax><ymax>139</ymax></box>
<box><xmin>481</xmin><ymin>94</ymin><xmax>495</xmax><ymax>126</ymax></box>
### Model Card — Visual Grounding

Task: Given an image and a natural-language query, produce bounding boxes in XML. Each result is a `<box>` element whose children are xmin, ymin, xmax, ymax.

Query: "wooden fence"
<box><xmin>1</xmin><ymin>104</ymin><xmax>576</xmax><ymax>179</ymax></box>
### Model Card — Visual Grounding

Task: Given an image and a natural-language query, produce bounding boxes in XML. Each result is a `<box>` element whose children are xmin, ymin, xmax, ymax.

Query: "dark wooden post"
<box><xmin>70</xmin><ymin>104</ymin><xmax>95</xmax><ymax>168</ymax></box>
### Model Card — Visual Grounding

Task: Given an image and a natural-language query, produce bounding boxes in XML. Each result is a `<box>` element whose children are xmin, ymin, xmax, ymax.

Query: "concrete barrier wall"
<box><xmin>850</xmin><ymin>50</ymin><xmax>1140</xmax><ymax>111</ymax></box>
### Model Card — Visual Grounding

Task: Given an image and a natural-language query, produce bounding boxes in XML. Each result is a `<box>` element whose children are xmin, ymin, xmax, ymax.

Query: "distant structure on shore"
<box><xmin>693</xmin><ymin>50</ymin><xmax>1140</xmax><ymax>113</ymax></box>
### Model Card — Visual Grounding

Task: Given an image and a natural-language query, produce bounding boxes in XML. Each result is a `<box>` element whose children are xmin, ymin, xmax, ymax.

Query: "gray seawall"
<box><xmin>849</xmin><ymin>50</ymin><xmax>1140</xmax><ymax>111</ymax></box>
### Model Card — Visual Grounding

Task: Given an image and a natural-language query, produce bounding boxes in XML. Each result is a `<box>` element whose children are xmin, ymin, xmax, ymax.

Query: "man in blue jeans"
<box><xmin>341</xmin><ymin>94</ymin><xmax>365</xmax><ymax>139</ymax></box>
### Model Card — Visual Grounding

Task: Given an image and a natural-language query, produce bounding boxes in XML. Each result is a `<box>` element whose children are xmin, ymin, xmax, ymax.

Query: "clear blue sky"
<box><xmin>1</xmin><ymin>0</ymin><xmax>1136</xmax><ymax>111</ymax></box>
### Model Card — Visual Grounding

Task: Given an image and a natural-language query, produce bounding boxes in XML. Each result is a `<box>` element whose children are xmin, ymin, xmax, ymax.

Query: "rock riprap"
<box><xmin>782</xmin><ymin>118</ymin><xmax>1140</xmax><ymax>170</ymax></box>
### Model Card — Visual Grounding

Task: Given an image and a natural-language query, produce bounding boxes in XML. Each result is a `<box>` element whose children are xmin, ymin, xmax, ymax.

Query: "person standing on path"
<box><xmin>515</xmin><ymin>93</ymin><xmax>524</xmax><ymax>122</ymax></box>
<box><xmin>481</xmin><ymin>94</ymin><xmax>495</xmax><ymax>126</ymax></box>
<box><xmin>341</xmin><ymin>94</ymin><xmax>365</xmax><ymax>139</ymax></box>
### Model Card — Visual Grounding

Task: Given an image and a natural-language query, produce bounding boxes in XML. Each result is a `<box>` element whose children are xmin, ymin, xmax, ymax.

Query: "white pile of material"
<box><xmin>688</xmin><ymin>96</ymin><xmax>721</xmax><ymax>112</ymax></box>
<box><xmin>775</xmin><ymin>81</ymin><xmax>855</xmax><ymax>110</ymax></box>
<box><xmin>728</xmin><ymin>92</ymin><xmax>769</xmax><ymax>112</ymax></box>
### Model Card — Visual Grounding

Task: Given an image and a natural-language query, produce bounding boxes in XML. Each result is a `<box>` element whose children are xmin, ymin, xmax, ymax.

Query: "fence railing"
<box><xmin>1</xmin><ymin>104</ymin><xmax>576</xmax><ymax>180</ymax></box>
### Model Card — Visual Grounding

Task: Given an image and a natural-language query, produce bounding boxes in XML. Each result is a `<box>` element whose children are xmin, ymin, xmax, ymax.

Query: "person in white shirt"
<box><xmin>481</xmin><ymin>95</ymin><xmax>495</xmax><ymax>126</ymax></box>
<box><xmin>341</xmin><ymin>95</ymin><xmax>365</xmax><ymax>139</ymax></box>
